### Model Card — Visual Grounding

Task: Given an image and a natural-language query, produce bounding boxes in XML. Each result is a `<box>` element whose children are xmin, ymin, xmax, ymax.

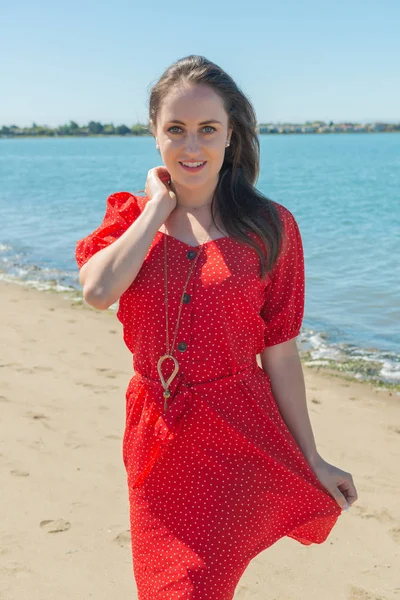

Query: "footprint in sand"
<box><xmin>352</xmin><ymin>505</ymin><xmax>396</xmax><ymax>525</ymax></box>
<box><xmin>64</xmin><ymin>433</ymin><xmax>87</xmax><ymax>449</ymax></box>
<box><xmin>25</xmin><ymin>411</ymin><xmax>48</xmax><ymax>420</ymax></box>
<box><xmin>387</xmin><ymin>425</ymin><xmax>400</xmax><ymax>435</ymax></box>
<box><xmin>12</xmin><ymin>365</ymin><xmax>53</xmax><ymax>374</ymax></box>
<box><xmin>113</xmin><ymin>530</ymin><xmax>131</xmax><ymax>547</ymax></box>
<box><xmin>40</xmin><ymin>519</ymin><xmax>71</xmax><ymax>533</ymax></box>
<box><xmin>75</xmin><ymin>380</ymin><xmax>119</xmax><ymax>392</ymax></box>
<box><xmin>1</xmin><ymin>563</ymin><xmax>34</xmax><ymax>576</ymax></box>
<box><xmin>96</xmin><ymin>367</ymin><xmax>125</xmax><ymax>379</ymax></box>
<box><xmin>10</xmin><ymin>469</ymin><xmax>30</xmax><ymax>477</ymax></box>
<box><xmin>389</xmin><ymin>527</ymin><xmax>400</xmax><ymax>544</ymax></box>
<box><xmin>64</xmin><ymin>430</ymin><xmax>88</xmax><ymax>449</ymax></box>
<box><xmin>25</xmin><ymin>411</ymin><xmax>55</xmax><ymax>431</ymax></box>
<box><xmin>93</xmin><ymin>387</ymin><xmax>119</xmax><ymax>395</ymax></box>
<box><xmin>353</xmin><ymin>505</ymin><xmax>400</xmax><ymax>545</ymax></box>
<box><xmin>348</xmin><ymin>586</ymin><xmax>386</xmax><ymax>599</ymax></box>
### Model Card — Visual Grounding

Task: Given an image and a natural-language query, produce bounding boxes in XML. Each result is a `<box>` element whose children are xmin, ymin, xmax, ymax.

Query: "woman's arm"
<box><xmin>78</xmin><ymin>167</ymin><xmax>175</xmax><ymax>311</ymax></box>
<box><xmin>260</xmin><ymin>338</ymin><xmax>320</xmax><ymax>467</ymax></box>
<box><xmin>81</xmin><ymin>195</ymin><xmax>171</xmax><ymax>310</ymax></box>
<box><xmin>260</xmin><ymin>338</ymin><xmax>358</xmax><ymax>509</ymax></box>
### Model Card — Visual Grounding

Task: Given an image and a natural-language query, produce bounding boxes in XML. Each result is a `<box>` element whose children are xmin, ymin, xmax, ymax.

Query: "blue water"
<box><xmin>1</xmin><ymin>134</ymin><xmax>399</xmax><ymax>384</ymax></box>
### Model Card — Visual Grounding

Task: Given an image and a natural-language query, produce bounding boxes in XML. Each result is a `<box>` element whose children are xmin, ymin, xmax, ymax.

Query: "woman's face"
<box><xmin>153</xmin><ymin>83</ymin><xmax>232</xmax><ymax>190</ymax></box>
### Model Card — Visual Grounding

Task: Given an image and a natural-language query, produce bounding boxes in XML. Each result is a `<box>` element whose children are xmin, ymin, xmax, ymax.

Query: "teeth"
<box><xmin>181</xmin><ymin>162</ymin><xmax>205</xmax><ymax>167</ymax></box>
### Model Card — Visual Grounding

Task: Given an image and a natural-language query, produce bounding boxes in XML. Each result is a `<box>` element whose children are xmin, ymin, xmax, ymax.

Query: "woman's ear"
<box><xmin>150</xmin><ymin>121</ymin><xmax>160</xmax><ymax>151</ymax></box>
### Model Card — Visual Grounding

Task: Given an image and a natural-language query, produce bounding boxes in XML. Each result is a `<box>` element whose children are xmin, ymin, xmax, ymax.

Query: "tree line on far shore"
<box><xmin>1</xmin><ymin>121</ymin><xmax>150</xmax><ymax>137</ymax></box>
<box><xmin>1</xmin><ymin>120</ymin><xmax>399</xmax><ymax>137</ymax></box>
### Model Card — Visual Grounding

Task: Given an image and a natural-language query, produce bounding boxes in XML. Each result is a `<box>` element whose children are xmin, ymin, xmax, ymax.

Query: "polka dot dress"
<box><xmin>75</xmin><ymin>192</ymin><xmax>342</xmax><ymax>599</ymax></box>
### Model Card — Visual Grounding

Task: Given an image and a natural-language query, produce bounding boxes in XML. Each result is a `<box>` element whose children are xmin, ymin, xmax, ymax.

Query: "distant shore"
<box><xmin>2</xmin><ymin>130</ymin><xmax>399</xmax><ymax>139</ymax></box>
<box><xmin>1</xmin><ymin>120</ymin><xmax>399</xmax><ymax>138</ymax></box>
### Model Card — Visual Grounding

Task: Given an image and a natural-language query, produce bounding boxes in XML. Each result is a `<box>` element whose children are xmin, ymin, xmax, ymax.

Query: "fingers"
<box><xmin>345</xmin><ymin>483</ymin><xmax>358</xmax><ymax>507</ymax></box>
<box><xmin>148</xmin><ymin>167</ymin><xmax>171</xmax><ymax>185</ymax></box>
<box><xmin>145</xmin><ymin>167</ymin><xmax>172</xmax><ymax>200</ymax></box>
<box><xmin>337</xmin><ymin>474</ymin><xmax>358</xmax><ymax>509</ymax></box>
<box><xmin>151</xmin><ymin>166</ymin><xmax>170</xmax><ymax>179</ymax></box>
<box><xmin>332</xmin><ymin>489</ymin><xmax>350</xmax><ymax>511</ymax></box>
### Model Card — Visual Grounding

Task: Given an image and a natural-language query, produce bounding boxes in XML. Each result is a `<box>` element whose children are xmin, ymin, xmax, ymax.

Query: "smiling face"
<box><xmin>152</xmin><ymin>83</ymin><xmax>232</xmax><ymax>193</ymax></box>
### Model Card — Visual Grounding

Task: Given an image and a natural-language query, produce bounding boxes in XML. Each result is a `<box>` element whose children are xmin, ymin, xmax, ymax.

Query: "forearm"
<box><xmin>81</xmin><ymin>196</ymin><xmax>171</xmax><ymax>309</ymax></box>
<box><xmin>261</xmin><ymin>349</ymin><xmax>320</xmax><ymax>467</ymax></box>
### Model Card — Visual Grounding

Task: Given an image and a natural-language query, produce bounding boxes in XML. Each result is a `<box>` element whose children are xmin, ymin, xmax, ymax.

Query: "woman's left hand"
<box><xmin>308</xmin><ymin>454</ymin><xmax>358</xmax><ymax>511</ymax></box>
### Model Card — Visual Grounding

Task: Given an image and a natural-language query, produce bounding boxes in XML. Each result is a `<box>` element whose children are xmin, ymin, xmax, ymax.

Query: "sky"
<box><xmin>1</xmin><ymin>0</ymin><xmax>399</xmax><ymax>128</ymax></box>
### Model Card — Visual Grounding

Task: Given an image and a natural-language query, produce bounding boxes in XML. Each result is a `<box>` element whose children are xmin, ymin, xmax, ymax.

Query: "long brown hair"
<box><xmin>143</xmin><ymin>54</ymin><xmax>285</xmax><ymax>280</ymax></box>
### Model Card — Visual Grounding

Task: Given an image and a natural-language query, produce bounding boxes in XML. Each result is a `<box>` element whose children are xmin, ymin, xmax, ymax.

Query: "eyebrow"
<box><xmin>167</xmin><ymin>119</ymin><xmax>222</xmax><ymax>126</ymax></box>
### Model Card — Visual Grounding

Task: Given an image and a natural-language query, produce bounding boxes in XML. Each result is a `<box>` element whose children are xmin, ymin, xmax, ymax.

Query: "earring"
<box><xmin>156</xmin><ymin>144</ymin><xmax>159</xmax><ymax>149</ymax></box>
<box><xmin>226</xmin><ymin>141</ymin><xmax>230</xmax><ymax>147</ymax></box>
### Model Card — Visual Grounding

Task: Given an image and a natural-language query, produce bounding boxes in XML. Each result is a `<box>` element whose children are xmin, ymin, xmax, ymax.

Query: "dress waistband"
<box><xmin>129</xmin><ymin>360</ymin><xmax>259</xmax><ymax>489</ymax></box>
<box><xmin>134</xmin><ymin>359</ymin><xmax>259</xmax><ymax>392</ymax></box>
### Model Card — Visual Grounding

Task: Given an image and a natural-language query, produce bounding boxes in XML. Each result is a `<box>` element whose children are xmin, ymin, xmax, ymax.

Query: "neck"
<box><xmin>169</xmin><ymin>178</ymin><xmax>217</xmax><ymax>210</ymax></box>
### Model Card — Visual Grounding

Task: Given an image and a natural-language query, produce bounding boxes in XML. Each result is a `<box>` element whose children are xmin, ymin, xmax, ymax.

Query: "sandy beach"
<box><xmin>1</xmin><ymin>279</ymin><xmax>399</xmax><ymax>600</ymax></box>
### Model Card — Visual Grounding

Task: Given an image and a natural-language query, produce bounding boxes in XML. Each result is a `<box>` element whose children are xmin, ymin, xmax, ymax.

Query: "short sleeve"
<box><xmin>75</xmin><ymin>192</ymin><xmax>142</xmax><ymax>269</ymax></box>
<box><xmin>260</xmin><ymin>205</ymin><xmax>305</xmax><ymax>348</ymax></box>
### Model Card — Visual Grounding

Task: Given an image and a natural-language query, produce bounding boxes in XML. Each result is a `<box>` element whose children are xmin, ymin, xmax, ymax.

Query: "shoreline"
<box><xmin>1</xmin><ymin>273</ymin><xmax>399</xmax><ymax>393</ymax></box>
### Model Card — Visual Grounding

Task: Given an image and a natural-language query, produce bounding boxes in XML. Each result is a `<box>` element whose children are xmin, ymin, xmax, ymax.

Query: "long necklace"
<box><xmin>157</xmin><ymin>221</ymin><xmax>213</xmax><ymax>411</ymax></box>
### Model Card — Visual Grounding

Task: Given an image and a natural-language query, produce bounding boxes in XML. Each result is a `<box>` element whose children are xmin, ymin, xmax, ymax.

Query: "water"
<box><xmin>1</xmin><ymin>134</ymin><xmax>399</xmax><ymax>387</ymax></box>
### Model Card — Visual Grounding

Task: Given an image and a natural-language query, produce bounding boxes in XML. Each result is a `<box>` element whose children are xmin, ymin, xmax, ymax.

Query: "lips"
<box><xmin>179</xmin><ymin>161</ymin><xmax>207</xmax><ymax>172</ymax></box>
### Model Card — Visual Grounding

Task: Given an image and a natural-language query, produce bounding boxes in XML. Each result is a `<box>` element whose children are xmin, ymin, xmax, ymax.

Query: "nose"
<box><xmin>185</xmin><ymin>134</ymin><xmax>201</xmax><ymax>153</ymax></box>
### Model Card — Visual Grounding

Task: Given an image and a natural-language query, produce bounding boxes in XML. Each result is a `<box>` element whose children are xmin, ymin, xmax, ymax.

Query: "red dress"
<box><xmin>75</xmin><ymin>191</ymin><xmax>342</xmax><ymax>599</ymax></box>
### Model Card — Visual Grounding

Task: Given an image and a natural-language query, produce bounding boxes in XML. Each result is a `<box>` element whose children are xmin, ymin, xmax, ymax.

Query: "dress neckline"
<box><xmin>157</xmin><ymin>229</ymin><xmax>231</xmax><ymax>249</ymax></box>
<box><xmin>138</xmin><ymin>195</ymin><xmax>230</xmax><ymax>248</ymax></box>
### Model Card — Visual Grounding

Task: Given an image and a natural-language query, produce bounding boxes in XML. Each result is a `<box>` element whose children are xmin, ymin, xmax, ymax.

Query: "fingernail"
<box><xmin>343</xmin><ymin>502</ymin><xmax>349</xmax><ymax>511</ymax></box>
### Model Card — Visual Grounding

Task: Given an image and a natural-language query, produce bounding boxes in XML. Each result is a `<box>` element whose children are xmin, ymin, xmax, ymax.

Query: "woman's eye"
<box><xmin>167</xmin><ymin>126</ymin><xmax>216</xmax><ymax>134</ymax></box>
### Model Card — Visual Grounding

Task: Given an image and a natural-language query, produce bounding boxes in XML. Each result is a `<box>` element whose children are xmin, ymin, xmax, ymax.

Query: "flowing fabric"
<box><xmin>75</xmin><ymin>192</ymin><xmax>342</xmax><ymax>599</ymax></box>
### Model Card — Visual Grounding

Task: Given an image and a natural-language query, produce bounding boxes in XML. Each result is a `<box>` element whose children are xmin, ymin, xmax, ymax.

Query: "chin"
<box><xmin>177</xmin><ymin>179</ymin><xmax>209</xmax><ymax>189</ymax></box>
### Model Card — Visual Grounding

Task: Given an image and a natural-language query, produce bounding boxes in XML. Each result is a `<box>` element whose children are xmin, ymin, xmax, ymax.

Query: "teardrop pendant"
<box><xmin>157</xmin><ymin>354</ymin><xmax>179</xmax><ymax>411</ymax></box>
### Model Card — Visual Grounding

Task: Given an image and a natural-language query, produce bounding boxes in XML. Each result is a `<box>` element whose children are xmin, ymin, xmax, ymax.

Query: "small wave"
<box><xmin>299</xmin><ymin>329</ymin><xmax>400</xmax><ymax>390</ymax></box>
<box><xmin>1</xmin><ymin>258</ymin><xmax>399</xmax><ymax>392</ymax></box>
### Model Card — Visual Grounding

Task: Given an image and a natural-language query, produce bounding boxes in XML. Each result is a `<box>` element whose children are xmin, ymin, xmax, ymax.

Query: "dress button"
<box><xmin>182</xmin><ymin>293</ymin><xmax>191</xmax><ymax>304</ymax></box>
<box><xmin>177</xmin><ymin>341</ymin><xmax>187</xmax><ymax>352</ymax></box>
<box><xmin>187</xmin><ymin>250</ymin><xmax>197</xmax><ymax>260</ymax></box>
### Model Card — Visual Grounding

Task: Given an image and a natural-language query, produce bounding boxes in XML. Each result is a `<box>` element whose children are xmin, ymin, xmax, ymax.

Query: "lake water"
<box><xmin>1</xmin><ymin>133</ymin><xmax>399</xmax><ymax>386</ymax></box>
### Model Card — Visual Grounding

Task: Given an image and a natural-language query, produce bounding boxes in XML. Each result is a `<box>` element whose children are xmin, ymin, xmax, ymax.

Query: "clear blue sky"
<box><xmin>2</xmin><ymin>0</ymin><xmax>398</xmax><ymax>127</ymax></box>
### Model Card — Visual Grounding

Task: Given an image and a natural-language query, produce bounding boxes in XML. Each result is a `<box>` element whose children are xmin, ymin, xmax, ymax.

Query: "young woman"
<box><xmin>76</xmin><ymin>55</ymin><xmax>357</xmax><ymax>599</ymax></box>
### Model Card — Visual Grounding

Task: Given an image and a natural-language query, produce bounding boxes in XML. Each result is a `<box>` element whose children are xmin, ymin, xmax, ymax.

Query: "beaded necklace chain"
<box><xmin>157</xmin><ymin>222</ymin><xmax>213</xmax><ymax>411</ymax></box>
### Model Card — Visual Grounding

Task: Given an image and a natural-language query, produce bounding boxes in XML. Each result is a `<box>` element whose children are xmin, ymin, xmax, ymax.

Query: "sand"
<box><xmin>1</xmin><ymin>279</ymin><xmax>399</xmax><ymax>600</ymax></box>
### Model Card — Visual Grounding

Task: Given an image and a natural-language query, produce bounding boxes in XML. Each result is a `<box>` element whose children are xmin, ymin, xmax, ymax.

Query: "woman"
<box><xmin>76</xmin><ymin>55</ymin><xmax>358</xmax><ymax>599</ymax></box>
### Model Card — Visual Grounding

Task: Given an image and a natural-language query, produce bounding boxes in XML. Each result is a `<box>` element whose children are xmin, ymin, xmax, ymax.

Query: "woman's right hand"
<box><xmin>145</xmin><ymin>166</ymin><xmax>177</xmax><ymax>213</ymax></box>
